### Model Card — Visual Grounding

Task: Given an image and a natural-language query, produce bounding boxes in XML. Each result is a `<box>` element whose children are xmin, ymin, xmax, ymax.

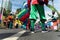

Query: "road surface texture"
<box><xmin>0</xmin><ymin>29</ymin><xmax>23</xmax><ymax>40</ymax></box>
<box><xmin>18</xmin><ymin>31</ymin><xmax>60</xmax><ymax>40</ymax></box>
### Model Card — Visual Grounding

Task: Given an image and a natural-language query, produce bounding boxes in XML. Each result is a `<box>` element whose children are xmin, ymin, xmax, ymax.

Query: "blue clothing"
<box><xmin>45</xmin><ymin>23</ymin><xmax>47</xmax><ymax>28</ymax></box>
<box><xmin>47</xmin><ymin>21</ymin><xmax>52</xmax><ymax>27</ymax></box>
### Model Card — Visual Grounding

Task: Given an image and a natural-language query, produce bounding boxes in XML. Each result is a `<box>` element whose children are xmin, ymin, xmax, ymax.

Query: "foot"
<box><xmin>31</xmin><ymin>31</ymin><xmax>35</xmax><ymax>33</ymax></box>
<box><xmin>42</xmin><ymin>31</ymin><xmax>48</xmax><ymax>33</ymax></box>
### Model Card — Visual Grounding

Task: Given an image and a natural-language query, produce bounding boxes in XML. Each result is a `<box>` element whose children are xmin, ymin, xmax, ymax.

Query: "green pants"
<box><xmin>40</xmin><ymin>22</ymin><xmax>46</xmax><ymax>31</ymax></box>
<box><xmin>30</xmin><ymin>20</ymin><xmax>36</xmax><ymax>31</ymax></box>
<box><xmin>30</xmin><ymin>4</ymin><xmax>46</xmax><ymax>31</ymax></box>
<box><xmin>30</xmin><ymin>20</ymin><xmax>46</xmax><ymax>31</ymax></box>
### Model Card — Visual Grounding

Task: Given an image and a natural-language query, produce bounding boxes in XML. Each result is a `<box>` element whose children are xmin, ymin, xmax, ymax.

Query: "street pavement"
<box><xmin>0</xmin><ymin>33</ymin><xmax>16</xmax><ymax>39</ymax></box>
<box><xmin>18</xmin><ymin>31</ymin><xmax>60</xmax><ymax>40</ymax></box>
<box><xmin>0</xmin><ymin>29</ymin><xmax>24</xmax><ymax>40</ymax></box>
<box><xmin>1</xmin><ymin>29</ymin><xmax>60</xmax><ymax>40</ymax></box>
<box><xmin>0</xmin><ymin>29</ymin><xmax>23</xmax><ymax>34</ymax></box>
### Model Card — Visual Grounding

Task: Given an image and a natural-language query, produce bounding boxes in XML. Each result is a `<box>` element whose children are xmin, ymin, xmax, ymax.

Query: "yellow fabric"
<box><xmin>15</xmin><ymin>20</ymin><xmax>22</xmax><ymax>26</ymax></box>
<box><xmin>2</xmin><ymin>16</ymin><xmax>5</xmax><ymax>20</ymax></box>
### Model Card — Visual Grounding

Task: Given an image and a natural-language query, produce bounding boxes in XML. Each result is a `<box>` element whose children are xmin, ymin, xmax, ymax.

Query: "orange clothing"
<box><xmin>53</xmin><ymin>21</ymin><xmax>57</xmax><ymax>26</ymax></box>
<box><xmin>53</xmin><ymin>21</ymin><xmax>58</xmax><ymax>30</ymax></box>
<box><xmin>57</xmin><ymin>19</ymin><xmax>60</xmax><ymax>24</ymax></box>
<box><xmin>8</xmin><ymin>16</ymin><xmax>13</xmax><ymax>20</ymax></box>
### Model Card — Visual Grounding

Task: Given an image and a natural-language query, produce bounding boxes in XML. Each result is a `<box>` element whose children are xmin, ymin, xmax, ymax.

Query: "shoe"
<box><xmin>42</xmin><ymin>31</ymin><xmax>48</xmax><ymax>33</ymax></box>
<box><xmin>31</xmin><ymin>31</ymin><xmax>35</xmax><ymax>33</ymax></box>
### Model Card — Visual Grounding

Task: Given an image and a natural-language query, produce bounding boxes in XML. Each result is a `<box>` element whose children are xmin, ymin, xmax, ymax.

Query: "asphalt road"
<box><xmin>0</xmin><ymin>33</ymin><xmax>16</xmax><ymax>39</ymax></box>
<box><xmin>0</xmin><ymin>29</ymin><xmax>23</xmax><ymax>39</ymax></box>
<box><xmin>1</xmin><ymin>29</ymin><xmax>60</xmax><ymax>40</ymax></box>
<box><xmin>18</xmin><ymin>31</ymin><xmax>60</xmax><ymax>40</ymax></box>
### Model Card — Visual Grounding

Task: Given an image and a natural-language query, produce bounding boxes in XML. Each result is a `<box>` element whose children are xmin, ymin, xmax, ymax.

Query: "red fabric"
<box><xmin>44</xmin><ymin>0</ymin><xmax>48</xmax><ymax>5</ymax></box>
<box><xmin>26</xmin><ymin>19</ymin><xmax>30</xmax><ymax>30</ymax></box>
<box><xmin>32</xmin><ymin>0</ymin><xmax>39</xmax><ymax>5</ymax></box>
<box><xmin>28</xmin><ymin>0</ymin><xmax>31</xmax><ymax>8</ymax></box>
<box><xmin>20</xmin><ymin>13</ymin><xmax>30</xmax><ymax>22</ymax></box>
<box><xmin>31</xmin><ymin>0</ymin><xmax>48</xmax><ymax>5</ymax></box>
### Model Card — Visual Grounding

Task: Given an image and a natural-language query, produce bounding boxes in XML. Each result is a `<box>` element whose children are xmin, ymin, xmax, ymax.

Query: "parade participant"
<box><xmin>17</xmin><ymin>2</ymin><xmax>30</xmax><ymax>30</ymax></box>
<box><xmin>7</xmin><ymin>18</ymin><xmax>10</xmax><ymax>28</ymax></box>
<box><xmin>14</xmin><ymin>17</ymin><xmax>22</xmax><ymax>29</ymax></box>
<box><xmin>52</xmin><ymin>11</ymin><xmax>58</xmax><ymax>31</ymax></box>
<box><xmin>7</xmin><ymin>14</ymin><xmax>13</xmax><ymax>29</ymax></box>
<box><xmin>47</xmin><ymin>19</ymin><xmax>53</xmax><ymax>31</ymax></box>
<box><xmin>57</xmin><ymin>19</ymin><xmax>60</xmax><ymax>30</ymax></box>
<box><xmin>48</xmin><ymin>11</ymin><xmax>58</xmax><ymax>31</ymax></box>
<box><xmin>28</xmin><ymin>0</ymin><xmax>48</xmax><ymax>33</ymax></box>
<box><xmin>3</xmin><ymin>17</ymin><xmax>7</xmax><ymax>28</ymax></box>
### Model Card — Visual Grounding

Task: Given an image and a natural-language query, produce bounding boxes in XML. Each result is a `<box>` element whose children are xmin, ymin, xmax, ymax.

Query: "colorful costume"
<box><xmin>7</xmin><ymin>15</ymin><xmax>13</xmax><ymax>28</ymax></box>
<box><xmin>17</xmin><ymin>2</ymin><xmax>30</xmax><ymax>29</ymax></box>
<box><xmin>17</xmin><ymin>0</ymin><xmax>59</xmax><ymax>31</ymax></box>
<box><xmin>28</xmin><ymin>0</ymin><xmax>48</xmax><ymax>31</ymax></box>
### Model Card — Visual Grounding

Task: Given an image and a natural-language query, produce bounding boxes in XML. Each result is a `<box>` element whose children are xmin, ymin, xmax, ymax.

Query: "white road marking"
<box><xmin>2</xmin><ymin>30</ymin><xmax>26</xmax><ymax>40</ymax></box>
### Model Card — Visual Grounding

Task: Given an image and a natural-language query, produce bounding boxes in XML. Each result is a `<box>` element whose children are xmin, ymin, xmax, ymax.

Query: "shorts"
<box><xmin>47</xmin><ymin>21</ymin><xmax>53</xmax><ymax>27</ymax></box>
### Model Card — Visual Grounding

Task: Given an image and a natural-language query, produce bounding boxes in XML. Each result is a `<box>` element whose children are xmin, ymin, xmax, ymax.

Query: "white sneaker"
<box><xmin>42</xmin><ymin>31</ymin><xmax>48</xmax><ymax>33</ymax></box>
<box><xmin>31</xmin><ymin>31</ymin><xmax>35</xmax><ymax>33</ymax></box>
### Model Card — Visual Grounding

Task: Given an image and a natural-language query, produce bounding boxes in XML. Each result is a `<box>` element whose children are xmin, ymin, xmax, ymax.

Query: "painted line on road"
<box><xmin>2</xmin><ymin>30</ymin><xmax>26</xmax><ymax>40</ymax></box>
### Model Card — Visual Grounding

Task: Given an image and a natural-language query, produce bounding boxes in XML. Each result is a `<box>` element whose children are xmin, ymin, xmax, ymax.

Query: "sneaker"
<box><xmin>42</xmin><ymin>31</ymin><xmax>48</xmax><ymax>33</ymax></box>
<box><xmin>31</xmin><ymin>31</ymin><xmax>35</xmax><ymax>33</ymax></box>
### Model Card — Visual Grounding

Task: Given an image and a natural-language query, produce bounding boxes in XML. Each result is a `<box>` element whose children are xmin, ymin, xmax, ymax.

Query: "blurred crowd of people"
<box><xmin>44</xmin><ymin>19</ymin><xmax>60</xmax><ymax>31</ymax></box>
<box><xmin>2</xmin><ymin>13</ymin><xmax>60</xmax><ymax>32</ymax></box>
<box><xmin>3</xmin><ymin>14</ymin><xmax>23</xmax><ymax>29</ymax></box>
<box><xmin>2</xmin><ymin>12</ymin><xmax>60</xmax><ymax>33</ymax></box>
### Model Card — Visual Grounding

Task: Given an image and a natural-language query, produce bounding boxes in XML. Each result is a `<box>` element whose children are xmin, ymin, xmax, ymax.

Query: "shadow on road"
<box><xmin>20</xmin><ymin>32</ymin><xmax>31</xmax><ymax>37</ymax></box>
<box><xmin>57</xmin><ymin>35</ymin><xmax>60</xmax><ymax>37</ymax></box>
<box><xmin>0</xmin><ymin>33</ymin><xmax>16</xmax><ymax>39</ymax></box>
